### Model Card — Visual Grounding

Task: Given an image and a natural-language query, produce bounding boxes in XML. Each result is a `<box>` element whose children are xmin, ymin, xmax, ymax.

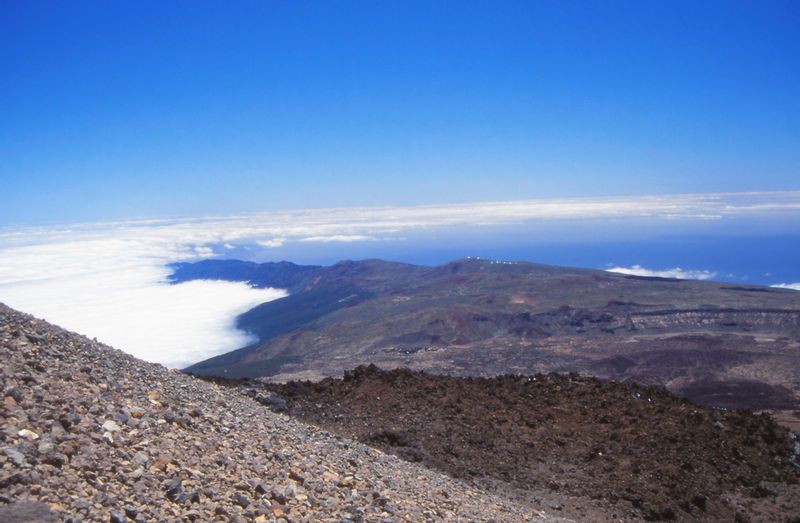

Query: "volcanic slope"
<box><xmin>264</xmin><ymin>365</ymin><xmax>800</xmax><ymax>523</ymax></box>
<box><xmin>0</xmin><ymin>303</ymin><xmax>554</xmax><ymax>522</ymax></box>
<box><xmin>177</xmin><ymin>258</ymin><xmax>800</xmax><ymax>422</ymax></box>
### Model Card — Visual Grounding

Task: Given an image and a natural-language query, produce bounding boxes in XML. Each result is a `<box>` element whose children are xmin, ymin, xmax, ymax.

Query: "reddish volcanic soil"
<box><xmin>265</xmin><ymin>366</ymin><xmax>800</xmax><ymax>522</ymax></box>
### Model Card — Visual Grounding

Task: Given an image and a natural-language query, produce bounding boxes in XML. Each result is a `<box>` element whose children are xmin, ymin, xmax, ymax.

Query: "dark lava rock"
<box><xmin>232</xmin><ymin>492</ymin><xmax>250</xmax><ymax>508</ymax></box>
<box><xmin>4</xmin><ymin>448</ymin><xmax>29</xmax><ymax>468</ymax></box>
<box><xmin>24</xmin><ymin>332</ymin><xmax>47</xmax><ymax>344</ymax></box>
<box><xmin>270</xmin><ymin>485</ymin><xmax>286</xmax><ymax>504</ymax></box>
<box><xmin>41</xmin><ymin>452</ymin><xmax>67</xmax><ymax>468</ymax></box>
<box><xmin>267</xmin><ymin>365</ymin><xmax>800</xmax><ymax>523</ymax></box>
<box><xmin>0</xmin><ymin>473</ymin><xmax>29</xmax><ymax>489</ymax></box>
<box><xmin>253</xmin><ymin>392</ymin><xmax>288</xmax><ymax>413</ymax></box>
<box><xmin>5</xmin><ymin>387</ymin><xmax>23</xmax><ymax>403</ymax></box>
<box><xmin>164</xmin><ymin>479</ymin><xmax>183</xmax><ymax>502</ymax></box>
<box><xmin>59</xmin><ymin>412</ymin><xmax>81</xmax><ymax>431</ymax></box>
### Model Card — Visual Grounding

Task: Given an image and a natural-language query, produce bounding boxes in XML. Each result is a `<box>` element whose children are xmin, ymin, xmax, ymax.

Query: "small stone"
<box><xmin>322</xmin><ymin>471</ymin><xmax>340</xmax><ymax>483</ymax></box>
<box><xmin>255</xmin><ymin>393</ymin><xmax>289</xmax><ymax>413</ymax></box>
<box><xmin>150</xmin><ymin>455</ymin><xmax>170</xmax><ymax>472</ymax></box>
<box><xmin>288</xmin><ymin>468</ymin><xmax>305</xmax><ymax>484</ymax></box>
<box><xmin>4</xmin><ymin>448</ymin><xmax>29</xmax><ymax>468</ymax></box>
<box><xmin>25</xmin><ymin>332</ymin><xmax>47</xmax><ymax>344</ymax></box>
<box><xmin>132</xmin><ymin>452</ymin><xmax>149</xmax><ymax>466</ymax></box>
<box><xmin>165</xmin><ymin>479</ymin><xmax>183</xmax><ymax>501</ymax></box>
<box><xmin>17</xmin><ymin>429</ymin><xmax>39</xmax><ymax>440</ymax></box>
<box><xmin>59</xmin><ymin>412</ymin><xmax>81</xmax><ymax>431</ymax></box>
<box><xmin>128</xmin><ymin>406</ymin><xmax>146</xmax><ymax>418</ymax></box>
<box><xmin>0</xmin><ymin>472</ymin><xmax>27</xmax><ymax>489</ymax></box>
<box><xmin>233</xmin><ymin>492</ymin><xmax>250</xmax><ymax>508</ymax></box>
<box><xmin>270</xmin><ymin>486</ymin><xmax>286</xmax><ymax>504</ymax></box>
<box><xmin>102</xmin><ymin>420</ymin><xmax>121</xmax><ymax>432</ymax></box>
<box><xmin>5</xmin><ymin>388</ymin><xmax>23</xmax><ymax>403</ymax></box>
<box><xmin>42</xmin><ymin>452</ymin><xmax>67</xmax><ymax>468</ymax></box>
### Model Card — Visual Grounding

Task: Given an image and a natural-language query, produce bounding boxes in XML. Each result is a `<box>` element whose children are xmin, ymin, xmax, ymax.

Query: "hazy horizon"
<box><xmin>0</xmin><ymin>191</ymin><xmax>798</xmax><ymax>367</ymax></box>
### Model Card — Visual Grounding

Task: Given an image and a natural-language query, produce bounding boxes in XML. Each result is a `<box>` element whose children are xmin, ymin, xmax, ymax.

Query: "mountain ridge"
<box><xmin>175</xmin><ymin>258</ymin><xmax>800</xmax><ymax>428</ymax></box>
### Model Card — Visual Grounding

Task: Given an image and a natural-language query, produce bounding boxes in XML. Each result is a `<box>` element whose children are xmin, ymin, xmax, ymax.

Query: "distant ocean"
<box><xmin>233</xmin><ymin>221</ymin><xmax>800</xmax><ymax>288</ymax></box>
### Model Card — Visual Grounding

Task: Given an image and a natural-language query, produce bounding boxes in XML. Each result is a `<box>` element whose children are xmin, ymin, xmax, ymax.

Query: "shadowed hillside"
<box><xmin>176</xmin><ymin>258</ymin><xmax>800</xmax><ymax>427</ymax></box>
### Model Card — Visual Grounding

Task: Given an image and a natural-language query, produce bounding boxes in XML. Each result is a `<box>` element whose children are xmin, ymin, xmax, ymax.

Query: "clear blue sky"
<box><xmin>2</xmin><ymin>1</ymin><xmax>798</xmax><ymax>225</ymax></box>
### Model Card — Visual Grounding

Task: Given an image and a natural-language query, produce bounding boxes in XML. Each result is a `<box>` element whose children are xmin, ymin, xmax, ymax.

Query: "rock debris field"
<box><xmin>265</xmin><ymin>367</ymin><xmax>800</xmax><ymax>522</ymax></box>
<box><xmin>0</xmin><ymin>304</ymin><xmax>563</xmax><ymax>522</ymax></box>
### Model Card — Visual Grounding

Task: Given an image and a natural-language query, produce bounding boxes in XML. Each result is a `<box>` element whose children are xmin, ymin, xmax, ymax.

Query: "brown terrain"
<box><xmin>176</xmin><ymin>258</ymin><xmax>800</xmax><ymax>429</ymax></box>
<box><xmin>261</xmin><ymin>365</ymin><xmax>800</xmax><ymax>523</ymax></box>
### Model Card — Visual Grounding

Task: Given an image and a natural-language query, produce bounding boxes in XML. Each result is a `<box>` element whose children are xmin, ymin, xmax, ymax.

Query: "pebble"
<box><xmin>3</xmin><ymin>448</ymin><xmax>29</xmax><ymax>468</ymax></box>
<box><xmin>17</xmin><ymin>429</ymin><xmax>39</xmax><ymax>440</ymax></box>
<box><xmin>101</xmin><ymin>420</ymin><xmax>121</xmax><ymax>432</ymax></box>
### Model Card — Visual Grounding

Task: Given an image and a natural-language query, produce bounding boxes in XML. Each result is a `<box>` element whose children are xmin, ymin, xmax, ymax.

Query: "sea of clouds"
<box><xmin>772</xmin><ymin>282</ymin><xmax>800</xmax><ymax>291</ymax></box>
<box><xmin>1</xmin><ymin>191</ymin><xmax>798</xmax><ymax>368</ymax></box>
<box><xmin>605</xmin><ymin>265</ymin><xmax>717</xmax><ymax>280</ymax></box>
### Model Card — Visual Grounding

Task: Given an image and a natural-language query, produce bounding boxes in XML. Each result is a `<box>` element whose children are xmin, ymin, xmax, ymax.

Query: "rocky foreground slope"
<box><xmin>0</xmin><ymin>304</ymin><xmax>557</xmax><ymax>522</ymax></box>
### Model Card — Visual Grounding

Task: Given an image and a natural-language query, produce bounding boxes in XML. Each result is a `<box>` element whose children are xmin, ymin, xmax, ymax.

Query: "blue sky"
<box><xmin>2</xmin><ymin>1</ymin><xmax>799</xmax><ymax>225</ymax></box>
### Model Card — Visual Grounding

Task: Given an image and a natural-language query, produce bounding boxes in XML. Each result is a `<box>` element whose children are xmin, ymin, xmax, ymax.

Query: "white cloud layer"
<box><xmin>771</xmin><ymin>283</ymin><xmax>800</xmax><ymax>291</ymax></box>
<box><xmin>0</xmin><ymin>233</ymin><xmax>286</xmax><ymax>368</ymax></box>
<box><xmin>605</xmin><ymin>265</ymin><xmax>717</xmax><ymax>280</ymax></box>
<box><xmin>256</xmin><ymin>238</ymin><xmax>287</xmax><ymax>248</ymax></box>
<box><xmin>1</xmin><ymin>190</ymin><xmax>798</xmax><ymax>367</ymax></box>
<box><xmin>1</xmin><ymin>267</ymin><xmax>284</xmax><ymax>368</ymax></box>
<box><xmin>299</xmin><ymin>234</ymin><xmax>374</xmax><ymax>243</ymax></box>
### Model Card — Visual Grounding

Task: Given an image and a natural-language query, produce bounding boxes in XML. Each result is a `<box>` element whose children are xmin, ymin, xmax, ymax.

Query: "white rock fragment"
<box><xmin>17</xmin><ymin>429</ymin><xmax>39</xmax><ymax>440</ymax></box>
<box><xmin>102</xmin><ymin>420</ymin><xmax>121</xmax><ymax>432</ymax></box>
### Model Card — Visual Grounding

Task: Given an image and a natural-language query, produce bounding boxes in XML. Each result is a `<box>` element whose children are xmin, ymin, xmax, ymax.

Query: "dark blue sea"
<box><xmin>232</xmin><ymin>217</ymin><xmax>800</xmax><ymax>288</ymax></box>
